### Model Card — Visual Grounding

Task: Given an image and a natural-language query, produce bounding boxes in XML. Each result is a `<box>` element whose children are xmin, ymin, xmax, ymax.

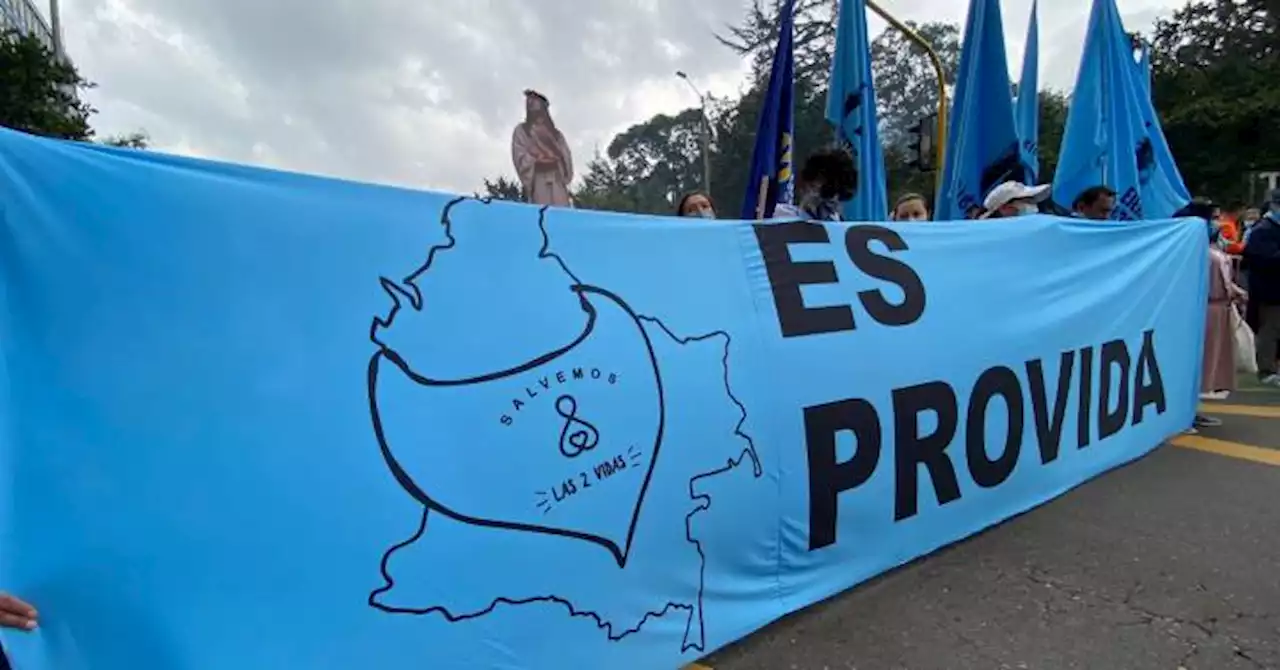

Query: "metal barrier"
<box><xmin>0</xmin><ymin>0</ymin><xmax>55</xmax><ymax>52</ymax></box>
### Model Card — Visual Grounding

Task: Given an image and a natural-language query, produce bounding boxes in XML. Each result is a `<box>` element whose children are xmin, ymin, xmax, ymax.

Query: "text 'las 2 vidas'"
<box><xmin>753</xmin><ymin>222</ymin><xmax>1169</xmax><ymax>552</ymax></box>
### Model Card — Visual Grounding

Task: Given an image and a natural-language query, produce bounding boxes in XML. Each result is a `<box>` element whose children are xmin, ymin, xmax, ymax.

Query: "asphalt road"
<box><xmin>697</xmin><ymin>382</ymin><xmax>1280</xmax><ymax>670</ymax></box>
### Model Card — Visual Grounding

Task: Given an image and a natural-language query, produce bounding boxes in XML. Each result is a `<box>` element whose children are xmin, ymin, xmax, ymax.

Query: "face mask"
<box><xmin>1016</xmin><ymin>202</ymin><xmax>1039</xmax><ymax>216</ymax></box>
<box><xmin>799</xmin><ymin>188</ymin><xmax>841</xmax><ymax>219</ymax></box>
<box><xmin>696</xmin><ymin>208</ymin><xmax>716</xmax><ymax>219</ymax></box>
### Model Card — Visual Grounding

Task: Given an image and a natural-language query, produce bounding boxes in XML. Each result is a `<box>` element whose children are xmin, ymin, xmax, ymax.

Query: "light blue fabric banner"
<box><xmin>936</xmin><ymin>0</ymin><xmax>1022</xmax><ymax>220</ymax></box>
<box><xmin>0</xmin><ymin>129</ymin><xmax>1205</xmax><ymax>670</ymax></box>
<box><xmin>1053</xmin><ymin>0</ymin><xmax>1189</xmax><ymax>220</ymax></box>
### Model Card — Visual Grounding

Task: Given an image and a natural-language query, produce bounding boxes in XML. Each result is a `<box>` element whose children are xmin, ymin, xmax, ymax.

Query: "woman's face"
<box><xmin>1207</xmin><ymin>211</ymin><xmax>1225</xmax><ymax>244</ymax></box>
<box><xmin>893</xmin><ymin>198</ymin><xmax>929</xmax><ymax>221</ymax></box>
<box><xmin>681</xmin><ymin>194</ymin><xmax>716</xmax><ymax>219</ymax></box>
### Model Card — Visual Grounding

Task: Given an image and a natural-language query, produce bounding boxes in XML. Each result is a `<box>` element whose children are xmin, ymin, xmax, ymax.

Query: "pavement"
<box><xmin>692</xmin><ymin>377</ymin><xmax>1280</xmax><ymax>670</ymax></box>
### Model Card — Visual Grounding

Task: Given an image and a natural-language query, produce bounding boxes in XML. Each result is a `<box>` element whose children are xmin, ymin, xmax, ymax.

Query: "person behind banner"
<box><xmin>1240</xmin><ymin>206</ymin><xmax>1263</xmax><ymax>291</ymax></box>
<box><xmin>979</xmin><ymin>181</ymin><xmax>1050</xmax><ymax>219</ymax></box>
<box><xmin>1242</xmin><ymin>189</ymin><xmax>1280</xmax><ymax>387</ymax></box>
<box><xmin>1241</xmin><ymin>206</ymin><xmax>1262</xmax><ymax>245</ymax></box>
<box><xmin>889</xmin><ymin>193</ymin><xmax>930</xmax><ymax>221</ymax></box>
<box><xmin>1201</xmin><ymin>206</ymin><xmax>1248</xmax><ymax>396</ymax></box>
<box><xmin>675</xmin><ymin>192</ymin><xmax>717</xmax><ymax>219</ymax></box>
<box><xmin>1072</xmin><ymin>185</ymin><xmax>1116</xmax><ymax>220</ymax></box>
<box><xmin>511</xmin><ymin>90</ymin><xmax>574</xmax><ymax>208</ymax></box>
<box><xmin>1177</xmin><ymin>200</ymin><xmax>1248</xmax><ymax>431</ymax></box>
<box><xmin>773</xmin><ymin>148</ymin><xmax>857</xmax><ymax>221</ymax></box>
<box><xmin>1218</xmin><ymin>210</ymin><xmax>1245</xmax><ymax>255</ymax></box>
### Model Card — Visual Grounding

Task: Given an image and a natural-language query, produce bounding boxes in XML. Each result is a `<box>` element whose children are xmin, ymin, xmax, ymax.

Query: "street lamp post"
<box><xmin>676</xmin><ymin>70</ymin><xmax>712</xmax><ymax>198</ymax></box>
<box><xmin>49</xmin><ymin>0</ymin><xmax>63</xmax><ymax>59</ymax></box>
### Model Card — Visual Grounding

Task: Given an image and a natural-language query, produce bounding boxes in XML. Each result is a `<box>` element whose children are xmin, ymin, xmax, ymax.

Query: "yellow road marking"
<box><xmin>1199</xmin><ymin>403</ymin><xmax>1280</xmax><ymax>419</ymax></box>
<box><xmin>1171</xmin><ymin>435</ymin><xmax>1280</xmax><ymax>467</ymax></box>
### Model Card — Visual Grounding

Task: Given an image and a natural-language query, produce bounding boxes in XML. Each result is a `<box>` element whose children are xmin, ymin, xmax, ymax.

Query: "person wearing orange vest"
<box><xmin>1219</xmin><ymin>213</ymin><xmax>1246</xmax><ymax>255</ymax></box>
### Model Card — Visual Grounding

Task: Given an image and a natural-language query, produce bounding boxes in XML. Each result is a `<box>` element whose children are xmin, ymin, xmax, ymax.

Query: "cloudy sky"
<box><xmin>46</xmin><ymin>0</ymin><xmax>1184</xmax><ymax>195</ymax></box>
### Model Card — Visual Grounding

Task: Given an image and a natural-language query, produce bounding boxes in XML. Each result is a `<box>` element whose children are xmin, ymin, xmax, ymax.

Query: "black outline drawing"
<box><xmin>367</xmin><ymin>197</ymin><xmax>665</xmax><ymax>568</ymax></box>
<box><xmin>554</xmin><ymin>394</ymin><xmax>601</xmax><ymax>459</ymax></box>
<box><xmin>365</xmin><ymin>197</ymin><xmax>762</xmax><ymax>651</ymax></box>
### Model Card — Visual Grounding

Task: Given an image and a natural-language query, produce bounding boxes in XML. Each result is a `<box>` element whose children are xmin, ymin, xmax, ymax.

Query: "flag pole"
<box><xmin>755</xmin><ymin>176</ymin><xmax>770</xmax><ymax>219</ymax></box>
<box><xmin>864</xmin><ymin>0</ymin><xmax>949</xmax><ymax>184</ymax></box>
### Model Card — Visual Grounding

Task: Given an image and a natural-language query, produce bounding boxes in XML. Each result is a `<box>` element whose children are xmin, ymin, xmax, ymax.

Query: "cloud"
<box><xmin>53</xmin><ymin>0</ymin><xmax>1182</xmax><ymax>195</ymax></box>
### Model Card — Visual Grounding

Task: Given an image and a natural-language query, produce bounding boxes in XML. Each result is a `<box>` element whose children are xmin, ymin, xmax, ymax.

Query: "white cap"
<box><xmin>983</xmin><ymin>181</ymin><xmax>1051</xmax><ymax>212</ymax></box>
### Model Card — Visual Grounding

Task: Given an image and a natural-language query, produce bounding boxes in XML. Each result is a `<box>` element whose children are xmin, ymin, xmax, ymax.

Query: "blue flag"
<box><xmin>1134</xmin><ymin>38</ymin><xmax>1152</xmax><ymax>98</ymax></box>
<box><xmin>741</xmin><ymin>0</ymin><xmax>796</xmax><ymax>219</ymax></box>
<box><xmin>0</xmin><ymin>127</ymin><xmax>1206</xmax><ymax>670</ymax></box>
<box><xmin>1133</xmin><ymin>38</ymin><xmax>1191</xmax><ymax>206</ymax></box>
<box><xmin>1053</xmin><ymin>0</ymin><xmax>1188</xmax><ymax>220</ymax></box>
<box><xmin>826</xmin><ymin>0</ymin><xmax>887</xmax><ymax>221</ymax></box>
<box><xmin>1015</xmin><ymin>0</ymin><xmax>1040</xmax><ymax>183</ymax></box>
<box><xmin>936</xmin><ymin>0</ymin><xmax>1023</xmax><ymax>220</ymax></box>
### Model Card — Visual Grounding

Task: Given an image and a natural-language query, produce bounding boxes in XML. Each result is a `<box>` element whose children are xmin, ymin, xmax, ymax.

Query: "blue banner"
<box><xmin>936</xmin><ymin>0</ymin><xmax>1023</xmax><ymax>219</ymax></box>
<box><xmin>826</xmin><ymin>0</ymin><xmax>888</xmax><ymax>221</ymax></box>
<box><xmin>741</xmin><ymin>0</ymin><xmax>796</xmax><ymax>220</ymax></box>
<box><xmin>1053</xmin><ymin>0</ymin><xmax>1188</xmax><ymax>220</ymax></box>
<box><xmin>1015</xmin><ymin>0</ymin><xmax>1040</xmax><ymax>184</ymax></box>
<box><xmin>0</xmin><ymin>129</ymin><xmax>1205</xmax><ymax>670</ymax></box>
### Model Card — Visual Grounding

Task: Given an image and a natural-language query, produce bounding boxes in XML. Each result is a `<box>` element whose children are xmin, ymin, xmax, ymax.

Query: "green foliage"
<box><xmin>873</xmin><ymin>21</ymin><xmax>963</xmax><ymax>204</ymax></box>
<box><xmin>0</xmin><ymin>29</ymin><xmax>94</xmax><ymax>140</ymax></box>
<box><xmin>481</xmin><ymin>175</ymin><xmax>524</xmax><ymax>202</ymax></box>
<box><xmin>101</xmin><ymin>131</ymin><xmax>150</xmax><ymax>149</ymax></box>
<box><xmin>870</xmin><ymin>21</ymin><xmax>961</xmax><ymax>144</ymax></box>
<box><xmin>1148</xmin><ymin>0</ymin><xmax>1280</xmax><ymax>203</ymax></box>
<box><xmin>0</xmin><ymin>29</ymin><xmax>150</xmax><ymax>149</ymax></box>
<box><xmin>716</xmin><ymin>0</ymin><xmax>839</xmax><ymax>84</ymax></box>
<box><xmin>579</xmin><ymin>5</ymin><xmax>970</xmax><ymax>218</ymax></box>
<box><xmin>588</xmin><ymin>108</ymin><xmax>707</xmax><ymax>214</ymax></box>
<box><xmin>1036</xmin><ymin>90</ymin><xmax>1069</xmax><ymax>181</ymax></box>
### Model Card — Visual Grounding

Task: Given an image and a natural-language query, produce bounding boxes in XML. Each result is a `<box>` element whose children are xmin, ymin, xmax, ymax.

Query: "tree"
<box><xmin>576</xmin><ymin>152</ymin><xmax>653</xmax><ymax>212</ymax></box>
<box><xmin>717</xmin><ymin>0</ymin><xmax>839</xmax><ymax>84</ymax></box>
<box><xmin>574</xmin><ymin>108</ymin><xmax>708</xmax><ymax>214</ymax></box>
<box><xmin>579</xmin><ymin>7</ymin><xmax>969</xmax><ymax>217</ymax></box>
<box><xmin>870</xmin><ymin>22</ymin><xmax>961</xmax><ymax>144</ymax></box>
<box><xmin>101</xmin><ymin>131</ymin><xmax>150</xmax><ymax>149</ymax></box>
<box><xmin>481</xmin><ymin>175</ymin><xmax>524</xmax><ymax>201</ymax></box>
<box><xmin>1036</xmin><ymin>90</ymin><xmax>1069</xmax><ymax>182</ymax></box>
<box><xmin>0</xmin><ymin>29</ymin><xmax>94</xmax><ymax>140</ymax></box>
<box><xmin>1147</xmin><ymin>0</ymin><xmax>1280</xmax><ymax>202</ymax></box>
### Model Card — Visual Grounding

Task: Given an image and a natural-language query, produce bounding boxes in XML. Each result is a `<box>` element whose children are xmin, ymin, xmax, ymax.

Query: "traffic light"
<box><xmin>908</xmin><ymin>114</ymin><xmax>937</xmax><ymax>173</ymax></box>
<box><xmin>908</xmin><ymin>121</ymin><xmax>924</xmax><ymax>170</ymax></box>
